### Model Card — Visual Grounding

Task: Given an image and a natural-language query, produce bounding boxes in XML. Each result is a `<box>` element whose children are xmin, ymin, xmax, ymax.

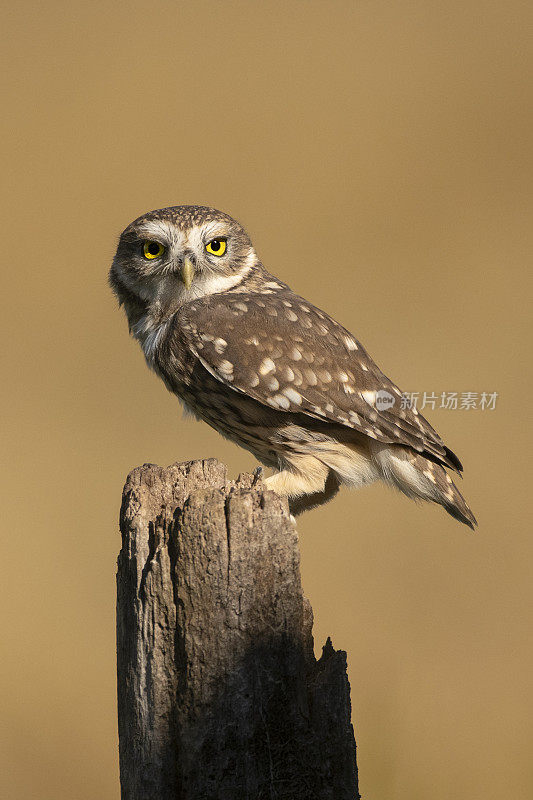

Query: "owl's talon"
<box><xmin>251</xmin><ymin>466</ymin><xmax>264</xmax><ymax>487</ymax></box>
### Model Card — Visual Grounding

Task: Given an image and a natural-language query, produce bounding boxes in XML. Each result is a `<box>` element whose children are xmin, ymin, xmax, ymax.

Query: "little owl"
<box><xmin>109</xmin><ymin>205</ymin><xmax>476</xmax><ymax>527</ymax></box>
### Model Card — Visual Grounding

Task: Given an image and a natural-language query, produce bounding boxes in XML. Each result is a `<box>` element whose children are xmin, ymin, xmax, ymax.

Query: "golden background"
<box><xmin>2</xmin><ymin>2</ymin><xmax>532</xmax><ymax>798</ymax></box>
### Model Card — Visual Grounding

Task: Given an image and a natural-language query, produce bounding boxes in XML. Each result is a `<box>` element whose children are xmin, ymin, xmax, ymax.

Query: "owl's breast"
<box><xmin>146</xmin><ymin>316</ymin><xmax>194</xmax><ymax>390</ymax></box>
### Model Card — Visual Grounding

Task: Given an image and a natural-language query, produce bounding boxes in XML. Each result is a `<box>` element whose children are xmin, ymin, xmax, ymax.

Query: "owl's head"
<box><xmin>109</xmin><ymin>205</ymin><xmax>259</xmax><ymax>325</ymax></box>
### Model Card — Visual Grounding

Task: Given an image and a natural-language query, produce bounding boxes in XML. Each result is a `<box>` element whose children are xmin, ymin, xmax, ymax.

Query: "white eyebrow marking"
<box><xmin>135</xmin><ymin>220</ymin><xmax>175</xmax><ymax>238</ymax></box>
<box><xmin>185</xmin><ymin>221</ymin><xmax>229</xmax><ymax>252</ymax></box>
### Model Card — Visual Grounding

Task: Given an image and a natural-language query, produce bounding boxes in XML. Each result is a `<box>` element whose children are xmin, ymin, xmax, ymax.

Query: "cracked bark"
<box><xmin>116</xmin><ymin>459</ymin><xmax>359</xmax><ymax>800</ymax></box>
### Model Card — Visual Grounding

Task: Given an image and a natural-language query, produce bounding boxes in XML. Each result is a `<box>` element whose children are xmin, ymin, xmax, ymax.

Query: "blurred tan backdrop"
<box><xmin>1</xmin><ymin>1</ymin><xmax>532</xmax><ymax>798</ymax></box>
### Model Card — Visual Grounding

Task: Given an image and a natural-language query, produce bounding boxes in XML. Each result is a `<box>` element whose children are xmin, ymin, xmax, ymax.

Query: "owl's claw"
<box><xmin>251</xmin><ymin>466</ymin><xmax>264</xmax><ymax>487</ymax></box>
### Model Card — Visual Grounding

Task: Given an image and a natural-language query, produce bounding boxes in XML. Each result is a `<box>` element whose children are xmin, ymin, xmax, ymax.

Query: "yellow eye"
<box><xmin>205</xmin><ymin>238</ymin><xmax>227</xmax><ymax>257</ymax></box>
<box><xmin>143</xmin><ymin>240</ymin><xmax>165</xmax><ymax>260</ymax></box>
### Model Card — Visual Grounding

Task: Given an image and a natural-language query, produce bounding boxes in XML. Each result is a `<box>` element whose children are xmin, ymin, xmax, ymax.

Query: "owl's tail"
<box><xmin>372</xmin><ymin>444</ymin><xmax>477</xmax><ymax>530</ymax></box>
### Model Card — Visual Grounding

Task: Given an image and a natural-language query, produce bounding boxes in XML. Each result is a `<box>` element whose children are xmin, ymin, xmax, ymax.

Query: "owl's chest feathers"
<box><xmin>132</xmin><ymin>311</ymin><xmax>172</xmax><ymax>366</ymax></box>
<box><xmin>131</xmin><ymin>309</ymin><xmax>191</xmax><ymax>386</ymax></box>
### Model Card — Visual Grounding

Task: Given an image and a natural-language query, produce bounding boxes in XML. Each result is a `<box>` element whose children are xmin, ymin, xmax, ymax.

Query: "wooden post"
<box><xmin>116</xmin><ymin>459</ymin><xmax>359</xmax><ymax>800</ymax></box>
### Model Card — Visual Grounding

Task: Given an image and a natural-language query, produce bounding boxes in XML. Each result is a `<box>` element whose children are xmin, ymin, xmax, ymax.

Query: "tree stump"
<box><xmin>116</xmin><ymin>459</ymin><xmax>359</xmax><ymax>800</ymax></box>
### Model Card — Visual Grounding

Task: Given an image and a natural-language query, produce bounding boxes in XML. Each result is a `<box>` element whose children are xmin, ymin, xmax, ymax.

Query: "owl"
<box><xmin>109</xmin><ymin>205</ymin><xmax>476</xmax><ymax>528</ymax></box>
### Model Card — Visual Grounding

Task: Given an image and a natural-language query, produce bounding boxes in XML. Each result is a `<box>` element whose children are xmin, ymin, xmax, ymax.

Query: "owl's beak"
<box><xmin>181</xmin><ymin>257</ymin><xmax>195</xmax><ymax>289</ymax></box>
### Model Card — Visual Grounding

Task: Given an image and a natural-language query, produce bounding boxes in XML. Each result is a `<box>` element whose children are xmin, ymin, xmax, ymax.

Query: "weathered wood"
<box><xmin>117</xmin><ymin>459</ymin><xmax>359</xmax><ymax>800</ymax></box>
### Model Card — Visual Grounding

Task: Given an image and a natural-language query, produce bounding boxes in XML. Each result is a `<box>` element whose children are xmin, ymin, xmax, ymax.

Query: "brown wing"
<box><xmin>178</xmin><ymin>289</ymin><xmax>462</xmax><ymax>472</ymax></box>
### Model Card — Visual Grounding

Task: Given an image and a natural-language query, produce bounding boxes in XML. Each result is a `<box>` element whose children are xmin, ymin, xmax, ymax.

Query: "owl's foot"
<box><xmin>288</xmin><ymin>471</ymin><xmax>341</xmax><ymax>516</ymax></box>
<box><xmin>263</xmin><ymin>460</ymin><xmax>340</xmax><ymax>516</ymax></box>
<box><xmin>251</xmin><ymin>466</ymin><xmax>264</xmax><ymax>487</ymax></box>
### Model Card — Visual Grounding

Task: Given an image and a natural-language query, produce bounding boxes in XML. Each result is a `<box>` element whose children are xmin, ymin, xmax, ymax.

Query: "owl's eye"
<box><xmin>205</xmin><ymin>238</ymin><xmax>227</xmax><ymax>257</ymax></box>
<box><xmin>143</xmin><ymin>240</ymin><xmax>165</xmax><ymax>260</ymax></box>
